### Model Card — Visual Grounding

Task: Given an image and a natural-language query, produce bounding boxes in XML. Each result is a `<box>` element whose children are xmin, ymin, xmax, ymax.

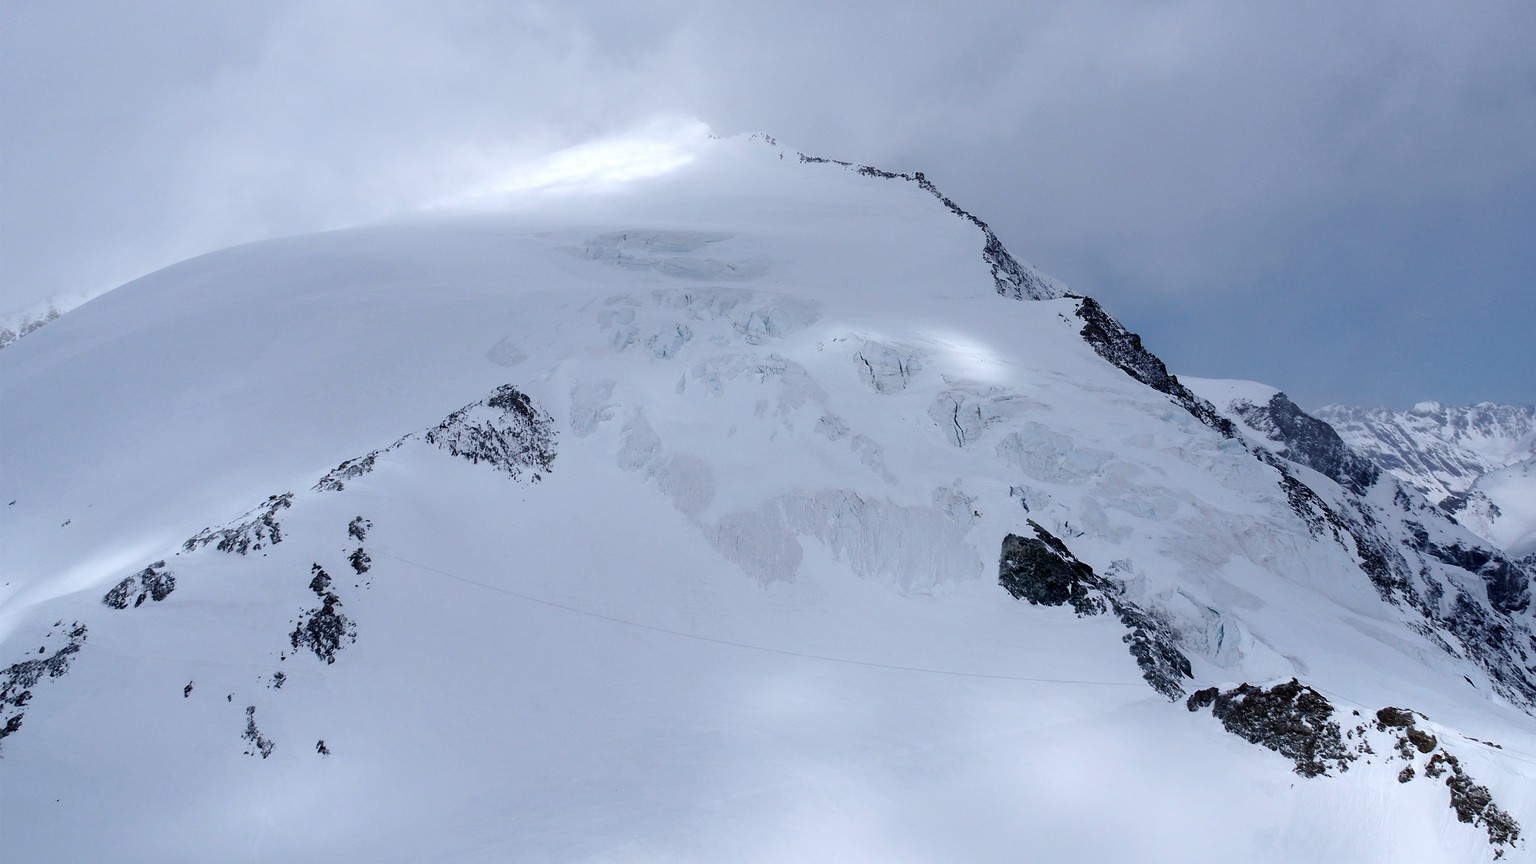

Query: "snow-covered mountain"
<box><xmin>2</xmin><ymin>131</ymin><xmax>1533</xmax><ymax>863</ymax></box>
<box><xmin>1314</xmin><ymin>402</ymin><xmax>1536</xmax><ymax>556</ymax></box>
<box><xmin>1314</xmin><ymin>403</ymin><xmax>1536</xmax><ymax>501</ymax></box>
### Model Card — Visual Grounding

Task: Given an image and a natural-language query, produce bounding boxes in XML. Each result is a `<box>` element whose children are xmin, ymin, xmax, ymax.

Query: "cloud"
<box><xmin>1</xmin><ymin>1</ymin><xmax>702</xmax><ymax>307</ymax></box>
<box><xmin>3</xmin><ymin>0</ymin><xmax>1533</xmax><ymax>404</ymax></box>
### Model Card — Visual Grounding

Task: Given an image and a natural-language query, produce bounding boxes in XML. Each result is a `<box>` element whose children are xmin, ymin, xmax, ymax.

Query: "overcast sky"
<box><xmin>3</xmin><ymin>0</ymin><xmax>1532</xmax><ymax>409</ymax></box>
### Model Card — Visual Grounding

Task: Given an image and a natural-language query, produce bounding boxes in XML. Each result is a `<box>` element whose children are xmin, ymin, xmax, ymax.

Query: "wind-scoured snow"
<box><xmin>2</xmin><ymin>131</ymin><xmax>1533</xmax><ymax>863</ymax></box>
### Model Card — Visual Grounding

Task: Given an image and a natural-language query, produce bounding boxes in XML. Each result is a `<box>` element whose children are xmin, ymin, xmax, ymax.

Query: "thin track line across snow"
<box><xmin>375</xmin><ymin>548</ymin><xmax>1144</xmax><ymax>687</ymax></box>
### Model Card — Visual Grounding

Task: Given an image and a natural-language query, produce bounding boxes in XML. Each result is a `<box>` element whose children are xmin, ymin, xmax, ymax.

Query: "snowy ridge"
<box><xmin>750</xmin><ymin>132</ymin><xmax>1064</xmax><ymax>302</ymax></box>
<box><xmin>2</xmin><ymin>131</ymin><xmax>1534</xmax><ymax>862</ymax></box>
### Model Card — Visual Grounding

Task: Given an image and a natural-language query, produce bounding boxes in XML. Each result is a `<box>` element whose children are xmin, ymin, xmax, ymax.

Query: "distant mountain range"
<box><xmin>1316</xmin><ymin>402</ymin><xmax>1536</xmax><ymax>556</ymax></box>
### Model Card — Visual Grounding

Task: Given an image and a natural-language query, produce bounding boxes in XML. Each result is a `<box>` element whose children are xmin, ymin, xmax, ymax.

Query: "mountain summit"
<box><xmin>2</xmin><ymin>131</ymin><xmax>1532</xmax><ymax>863</ymax></box>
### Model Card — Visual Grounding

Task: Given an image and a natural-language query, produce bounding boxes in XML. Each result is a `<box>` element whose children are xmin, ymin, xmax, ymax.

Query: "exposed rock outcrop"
<box><xmin>1073</xmin><ymin>297</ymin><xmax>1237</xmax><ymax>440</ymax></box>
<box><xmin>1231</xmin><ymin>392</ymin><xmax>1379</xmax><ymax>494</ymax></box>
<box><xmin>0</xmin><ymin>622</ymin><xmax>87</xmax><ymax>752</ymax></box>
<box><xmin>1186</xmin><ymin>679</ymin><xmax>1353</xmax><ymax>778</ymax></box>
<box><xmin>242</xmin><ymin>706</ymin><xmax>275</xmax><ymax>759</ymax></box>
<box><xmin>1000</xmin><ymin>522</ymin><xmax>1192</xmax><ymax>700</ymax></box>
<box><xmin>424</xmin><ymin>385</ymin><xmax>556</xmax><ymax>481</ymax></box>
<box><xmin>314</xmin><ymin>384</ymin><xmax>556</xmax><ymax>492</ymax></box>
<box><xmin>1374</xmin><ymin>707</ymin><xmax>1521</xmax><ymax>849</ymax></box>
<box><xmin>102</xmin><ymin>560</ymin><xmax>176</xmax><ymax>609</ymax></box>
<box><xmin>290</xmin><ymin>564</ymin><xmax>356</xmax><ymax>665</ymax></box>
<box><xmin>184</xmin><ymin>493</ymin><xmax>293</xmax><ymax>554</ymax></box>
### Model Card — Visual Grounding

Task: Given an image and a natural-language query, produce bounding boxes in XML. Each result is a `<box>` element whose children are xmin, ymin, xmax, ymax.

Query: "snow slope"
<box><xmin>2</xmin><ymin>131</ymin><xmax>1533</xmax><ymax>863</ymax></box>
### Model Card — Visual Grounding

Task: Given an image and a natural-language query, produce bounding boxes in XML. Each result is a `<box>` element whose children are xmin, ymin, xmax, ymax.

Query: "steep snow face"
<box><xmin>1315</xmin><ymin>402</ymin><xmax>1536</xmax><ymax>554</ymax></box>
<box><xmin>2</xmin><ymin>133</ymin><xmax>1534</xmax><ymax>863</ymax></box>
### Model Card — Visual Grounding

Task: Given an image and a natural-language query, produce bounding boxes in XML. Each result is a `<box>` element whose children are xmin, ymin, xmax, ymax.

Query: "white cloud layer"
<box><xmin>2</xmin><ymin>0</ymin><xmax>1533</xmax><ymax>406</ymax></box>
